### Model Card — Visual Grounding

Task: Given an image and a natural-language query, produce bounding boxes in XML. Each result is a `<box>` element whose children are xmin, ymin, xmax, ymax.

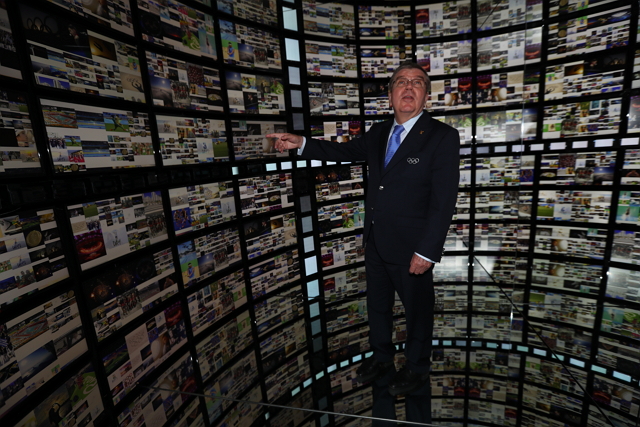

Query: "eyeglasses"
<box><xmin>393</xmin><ymin>78</ymin><xmax>427</xmax><ymax>89</ymax></box>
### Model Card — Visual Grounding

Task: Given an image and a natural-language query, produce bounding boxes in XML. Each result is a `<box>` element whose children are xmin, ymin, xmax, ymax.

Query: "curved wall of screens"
<box><xmin>0</xmin><ymin>1</ymin><xmax>638</xmax><ymax>427</ymax></box>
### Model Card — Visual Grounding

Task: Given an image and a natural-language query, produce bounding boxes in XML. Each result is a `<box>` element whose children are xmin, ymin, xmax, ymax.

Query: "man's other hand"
<box><xmin>409</xmin><ymin>254</ymin><xmax>433</xmax><ymax>275</ymax></box>
<box><xmin>265</xmin><ymin>133</ymin><xmax>303</xmax><ymax>153</ymax></box>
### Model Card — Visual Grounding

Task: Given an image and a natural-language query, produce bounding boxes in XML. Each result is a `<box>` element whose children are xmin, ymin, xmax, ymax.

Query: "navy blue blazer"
<box><xmin>301</xmin><ymin>111</ymin><xmax>460</xmax><ymax>265</ymax></box>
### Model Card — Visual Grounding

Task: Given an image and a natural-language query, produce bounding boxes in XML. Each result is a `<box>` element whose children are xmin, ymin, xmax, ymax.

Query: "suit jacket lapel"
<box><xmin>382</xmin><ymin>113</ymin><xmax>433</xmax><ymax>174</ymax></box>
<box><xmin>377</xmin><ymin>121</ymin><xmax>394</xmax><ymax>171</ymax></box>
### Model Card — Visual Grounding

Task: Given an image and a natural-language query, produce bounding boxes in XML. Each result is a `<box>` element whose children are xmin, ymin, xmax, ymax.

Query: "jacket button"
<box><xmin>379</xmin><ymin>186</ymin><xmax>384</xmax><ymax>190</ymax></box>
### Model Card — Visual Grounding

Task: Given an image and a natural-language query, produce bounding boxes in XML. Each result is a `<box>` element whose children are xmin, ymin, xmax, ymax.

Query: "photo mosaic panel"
<box><xmin>102</xmin><ymin>301</ymin><xmax>187</xmax><ymax>405</ymax></box>
<box><xmin>138</xmin><ymin>0</ymin><xmax>217</xmax><ymax>60</ymax></box>
<box><xmin>248</xmin><ymin>249</ymin><xmax>300</xmax><ymax>299</ymax></box>
<box><xmin>620</xmin><ymin>149</ymin><xmax>640</xmax><ymax>187</ymax></box>
<box><xmin>244</xmin><ymin>212</ymin><xmax>296</xmax><ymax>260</ymax></box>
<box><xmin>545</xmin><ymin>57</ymin><xmax>626</xmax><ymax>101</ymax></box>
<box><xmin>471</xmin><ymin>155</ymin><xmax>536</xmax><ymax>187</ymax></box>
<box><xmin>474</xmin><ymin>108</ymin><xmax>538</xmax><ymax>143</ymax></box>
<box><xmin>536</xmin><ymin>190</ymin><xmax>611</xmax><ymax>223</ymax></box>
<box><xmin>547</xmin><ymin>6</ymin><xmax>631</xmax><ymax>61</ymax></box>
<box><xmin>231</xmin><ymin>120</ymin><xmax>288</xmax><ymax>161</ymax></box>
<box><xmin>147</xmin><ymin>51</ymin><xmax>223</xmax><ymax>111</ymax></box>
<box><xmin>206</xmin><ymin>351</ymin><xmax>259</xmax><ymax>420</ymax></box>
<box><xmin>473</xmin><ymin>192</ymin><xmax>532</xmax><ymax>221</ymax></box>
<box><xmin>84</xmin><ymin>247</ymin><xmax>178</xmax><ymax>342</ymax></box>
<box><xmin>428</xmin><ymin>76</ymin><xmax>473</xmax><ymax>111</ymax></box>
<box><xmin>530</xmin><ymin>259</ymin><xmax>603</xmax><ymax>294</ymax></box>
<box><xmin>616</xmin><ymin>190</ymin><xmax>640</xmax><ymax>226</ymax></box>
<box><xmin>626</xmin><ymin>95</ymin><xmax>640</xmax><ymax>132</ymax></box>
<box><xmin>206</xmin><ymin>385</ymin><xmax>262</xmax><ymax>426</ymax></box>
<box><xmin>187</xmin><ymin>269</ymin><xmax>247</xmax><ymax>336</ymax></box>
<box><xmin>177</xmin><ymin>226</ymin><xmax>241</xmax><ymax>288</ymax></box>
<box><xmin>416</xmin><ymin>40</ymin><xmax>472</xmax><ymax>76</ymax></box>
<box><xmin>308</xmin><ymin>82</ymin><xmax>359</xmax><ymax>116</ymax></box>
<box><xmin>68</xmin><ymin>191</ymin><xmax>168</xmax><ymax>270</ymax></box>
<box><xmin>42</xmin><ymin>99</ymin><xmax>154</xmax><ymax>172</ymax></box>
<box><xmin>309</xmin><ymin>121</ymin><xmax>363</xmax><ymax>144</ymax></box>
<box><xmin>313</xmin><ymin>165</ymin><xmax>364</xmax><ymax>202</ymax></box>
<box><xmin>46</xmin><ymin>0</ymin><xmax>134</xmax><ymax>35</ymax></box>
<box><xmin>0</xmin><ymin>2</ymin><xmax>20</xmax><ymax>79</ymax></box>
<box><xmin>254</xmin><ymin>285</ymin><xmax>304</xmax><ymax>338</ymax></box>
<box><xmin>0</xmin><ymin>89</ymin><xmax>40</xmax><ymax>174</ymax></box>
<box><xmin>527</xmin><ymin>322</ymin><xmax>592</xmax><ymax>360</ymax></box>
<box><xmin>0</xmin><ymin>291</ymin><xmax>87</xmax><ymax>417</ymax></box>
<box><xmin>219</xmin><ymin>19</ymin><xmax>281</xmax><ymax>69</ymax></box>
<box><xmin>196</xmin><ymin>311</ymin><xmax>253</xmax><ymax>383</ymax></box>
<box><xmin>357</xmin><ymin>5</ymin><xmax>411</xmax><ymax>40</ymax></box>
<box><xmin>225</xmin><ymin>70</ymin><xmax>285</xmax><ymax>114</ymax></box>
<box><xmin>434</xmin><ymin>113</ymin><xmax>473</xmax><ymax>145</ymax></box>
<box><xmin>360</xmin><ymin>45</ymin><xmax>414</xmax><ymax>78</ymax></box>
<box><xmin>238</xmin><ymin>173</ymin><xmax>294</xmax><ymax>216</ymax></box>
<box><xmin>363</xmin><ymin>82</ymin><xmax>391</xmax><ymax>115</ymax></box>
<box><xmin>259</xmin><ymin>318</ymin><xmax>306</xmax><ymax>375</ymax></box>
<box><xmin>538</xmin><ymin>151</ymin><xmax>615</xmax><ymax>185</ymax></box>
<box><xmin>476</xmin><ymin>0</ymin><xmax>542</xmax><ymax>31</ymax></box>
<box><xmin>305</xmin><ymin>41</ymin><xmax>357</xmax><ymax>78</ymax></box>
<box><xmin>169</xmin><ymin>180</ymin><xmax>236</xmax><ymax>236</ymax></box>
<box><xmin>13</xmin><ymin>363</ymin><xmax>104</xmax><ymax>427</ymax></box>
<box><xmin>327</xmin><ymin>324</ymin><xmax>369</xmax><ymax>362</ymax></box>
<box><xmin>476</xmin><ymin>28</ymin><xmax>542</xmax><ymax>71</ymax></box>
<box><xmin>597</xmin><ymin>335</ymin><xmax>640</xmax><ymax>377</ymax></box>
<box><xmin>0</xmin><ymin>209</ymin><xmax>68</xmax><ymax>308</ymax></box>
<box><xmin>320</xmin><ymin>234</ymin><xmax>364</xmax><ymax>271</ymax></box>
<box><xmin>264</xmin><ymin>351</ymin><xmax>310</xmax><ymax>402</ymax></box>
<box><xmin>302</xmin><ymin>0</ymin><xmax>355</xmax><ymax>38</ymax></box>
<box><xmin>116</xmin><ymin>352</ymin><xmax>198</xmax><ymax>427</ymax></box>
<box><xmin>416</xmin><ymin>1</ymin><xmax>472</xmax><ymax>37</ymax></box>
<box><xmin>326</xmin><ymin>297</ymin><xmax>367</xmax><ymax>333</ymax></box>
<box><xmin>157</xmin><ymin>115</ymin><xmax>228</xmax><ymax>165</ymax></box>
<box><xmin>317</xmin><ymin>200</ymin><xmax>365</xmax><ymax>237</ymax></box>
<box><xmin>611</xmin><ymin>230</ymin><xmax>640</xmax><ymax>264</ymax></box>
<box><xmin>21</xmin><ymin>4</ymin><xmax>144</xmax><ymax>102</ymax></box>
<box><xmin>217</xmin><ymin>0</ymin><xmax>278</xmax><ymax>26</ymax></box>
<box><xmin>534</xmin><ymin>225</ymin><xmax>607</xmax><ymax>261</ymax></box>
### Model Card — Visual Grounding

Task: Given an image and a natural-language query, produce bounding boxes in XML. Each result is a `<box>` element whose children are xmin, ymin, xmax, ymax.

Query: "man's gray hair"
<box><xmin>389</xmin><ymin>61</ymin><xmax>431</xmax><ymax>92</ymax></box>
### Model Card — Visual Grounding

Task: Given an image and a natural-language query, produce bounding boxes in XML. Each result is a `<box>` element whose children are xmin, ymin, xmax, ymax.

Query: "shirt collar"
<box><xmin>394</xmin><ymin>111</ymin><xmax>424</xmax><ymax>135</ymax></box>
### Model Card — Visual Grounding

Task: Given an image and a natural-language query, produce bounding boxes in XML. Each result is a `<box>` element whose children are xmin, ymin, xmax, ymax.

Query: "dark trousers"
<box><xmin>366</xmin><ymin>226</ymin><xmax>434</xmax><ymax>425</ymax></box>
<box><xmin>365</xmin><ymin>226</ymin><xmax>435</xmax><ymax>373</ymax></box>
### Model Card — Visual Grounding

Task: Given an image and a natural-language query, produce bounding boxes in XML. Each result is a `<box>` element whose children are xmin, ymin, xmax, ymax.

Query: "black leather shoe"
<box><xmin>355</xmin><ymin>358</ymin><xmax>394</xmax><ymax>383</ymax></box>
<box><xmin>388</xmin><ymin>367</ymin><xmax>430</xmax><ymax>396</ymax></box>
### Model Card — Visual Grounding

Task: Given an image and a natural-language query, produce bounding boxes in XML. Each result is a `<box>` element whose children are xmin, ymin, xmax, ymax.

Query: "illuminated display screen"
<box><xmin>68</xmin><ymin>192</ymin><xmax>168</xmax><ymax>270</ymax></box>
<box><xmin>0</xmin><ymin>209</ymin><xmax>67</xmax><ymax>308</ymax></box>
<box><xmin>302</xmin><ymin>0</ymin><xmax>355</xmax><ymax>38</ymax></box>
<box><xmin>22</xmin><ymin>5</ymin><xmax>144</xmax><ymax>102</ymax></box>
<box><xmin>220</xmin><ymin>20</ymin><xmax>281</xmax><ymax>69</ymax></box>
<box><xmin>305</xmin><ymin>41</ymin><xmax>357</xmax><ymax>78</ymax></box>
<box><xmin>139</xmin><ymin>0</ymin><xmax>217</xmax><ymax>60</ymax></box>
<box><xmin>147</xmin><ymin>51</ymin><xmax>222</xmax><ymax>110</ymax></box>
<box><xmin>176</xmin><ymin>226</ymin><xmax>241</xmax><ymax>287</ymax></box>
<box><xmin>42</xmin><ymin>99</ymin><xmax>154</xmax><ymax>172</ymax></box>
<box><xmin>169</xmin><ymin>180</ymin><xmax>235</xmax><ymax>236</ymax></box>
<box><xmin>157</xmin><ymin>115</ymin><xmax>229</xmax><ymax>164</ymax></box>
<box><xmin>85</xmin><ymin>247</ymin><xmax>178</xmax><ymax>341</ymax></box>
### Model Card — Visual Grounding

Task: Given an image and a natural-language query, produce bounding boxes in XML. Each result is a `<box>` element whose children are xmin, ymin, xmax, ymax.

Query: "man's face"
<box><xmin>389</xmin><ymin>69</ymin><xmax>429</xmax><ymax>123</ymax></box>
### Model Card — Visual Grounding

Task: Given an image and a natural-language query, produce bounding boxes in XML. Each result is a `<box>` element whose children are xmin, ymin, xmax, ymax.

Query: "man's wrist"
<box><xmin>297</xmin><ymin>137</ymin><xmax>307</xmax><ymax>155</ymax></box>
<box><xmin>415</xmin><ymin>252</ymin><xmax>436</xmax><ymax>263</ymax></box>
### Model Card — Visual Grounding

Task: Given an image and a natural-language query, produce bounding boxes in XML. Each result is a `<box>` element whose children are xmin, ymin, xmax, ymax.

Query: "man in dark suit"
<box><xmin>267</xmin><ymin>61</ymin><xmax>460</xmax><ymax>424</ymax></box>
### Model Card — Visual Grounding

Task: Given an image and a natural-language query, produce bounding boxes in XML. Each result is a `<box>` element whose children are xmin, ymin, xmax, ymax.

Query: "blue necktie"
<box><xmin>384</xmin><ymin>124</ymin><xmax>404</xmax><ymax>168</ymax></box>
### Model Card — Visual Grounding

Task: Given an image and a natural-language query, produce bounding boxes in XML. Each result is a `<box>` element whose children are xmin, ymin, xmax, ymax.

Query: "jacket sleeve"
<box><xmin>299</xmin><ymin>124</ymin><xmax>383</xmax><ymax>163</ymax></box>
<box><xmin>415</xmin><ymin>127</ymin><xmax>460</xmax><ymax>262</ymax></box>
